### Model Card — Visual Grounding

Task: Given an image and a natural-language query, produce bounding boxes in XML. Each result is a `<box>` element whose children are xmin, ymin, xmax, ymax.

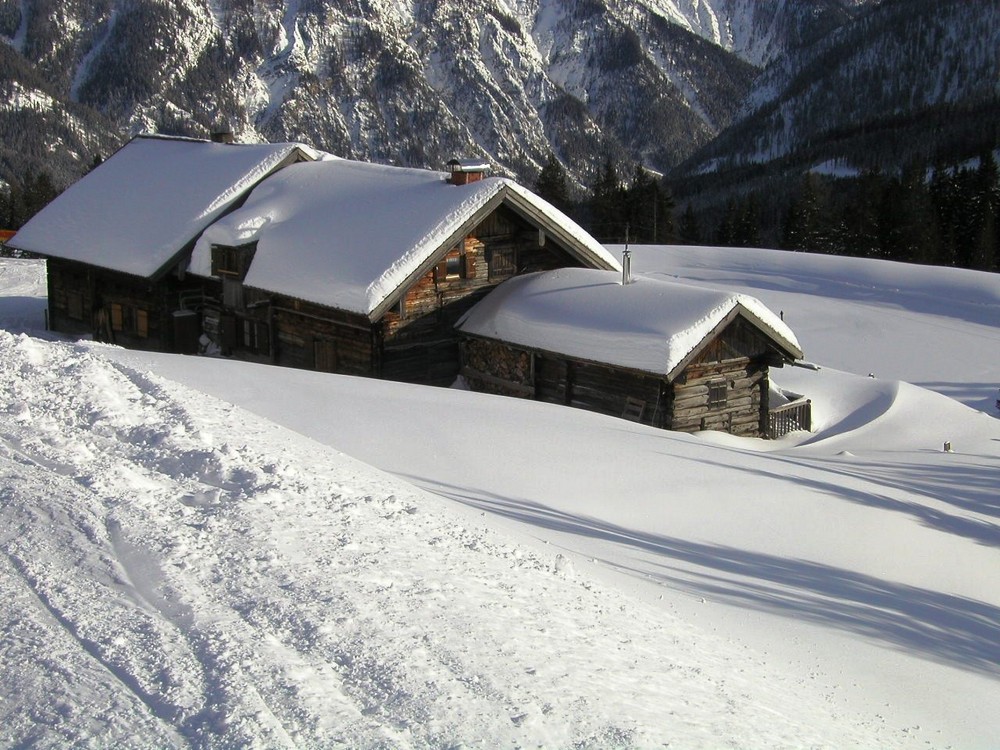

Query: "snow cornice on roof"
<box><xmin>8</xmin><ymin>135</ymin><xmax>317</xmax><ymax>280</ymax></box>
<box><xmin>188</xmin><ymin>158</ymin><xmax>618</xmax><ymax>320</ymax></box>
<box><xmin>366</xmin><ymin>180</ymin><xmax>621</xmax><ymax>322</ymax></box>
<box><xmin>456</xmin><ymin>269</ymin><xmax>803</xmax><ymax>378</ymax></box>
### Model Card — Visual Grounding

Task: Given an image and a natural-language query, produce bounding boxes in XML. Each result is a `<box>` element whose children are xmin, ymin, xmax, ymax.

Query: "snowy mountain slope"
<box><xmin>1</xmin><ymin>0</ymin><xmax>867</xmax><ymax>188</ymax></box>
<box><xmin>2</xmin><ymin>253</ymin><xmax>999</xmax><ymax>748</ymax></box>
<box><xmin>675</xmin><ymin>0</ymin><xmax>1000</xmax><ymax>182</ymax></box>
<box><xmin>640</xmin><ymin>0</ymin><xmax>868</xmax><ymax>67</ymax></box>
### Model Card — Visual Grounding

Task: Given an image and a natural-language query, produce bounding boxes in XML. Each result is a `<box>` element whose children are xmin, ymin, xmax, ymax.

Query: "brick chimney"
<box><xmin>446</xmin><ymin>158</ymin><xmax>490</xmax><ymax>185</ymax></box>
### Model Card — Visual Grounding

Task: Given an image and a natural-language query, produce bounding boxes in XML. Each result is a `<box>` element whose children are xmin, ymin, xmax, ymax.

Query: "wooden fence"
<box><xmin>768</xmin><ymin>398</ymin><xmax>812</xmax><ymax>439</ymax></box>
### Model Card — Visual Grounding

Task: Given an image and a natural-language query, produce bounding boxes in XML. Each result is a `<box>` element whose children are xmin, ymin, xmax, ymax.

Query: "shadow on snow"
<box><xmin>415</xmin><ymin>478</ymin><xmax>1000</xmax><ymax>679</ymax></box>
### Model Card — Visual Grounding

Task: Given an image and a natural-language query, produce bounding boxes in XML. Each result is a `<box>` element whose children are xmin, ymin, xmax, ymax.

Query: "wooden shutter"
<box><xmin>314</xmin><ymin>339</ymin><xmax>337</xmax><ymax>372</ymax></box>
<box><xmin>110</xmin><ymin>303</ymin><xmax>123</xmax><ymax>331</ymax></box>
<box><xmin>67</xmin><ymin>291</ymin><xmax>84</xmax><ymax>320</ymax></box>
<box><xmin>256</xmin><ymin>322</ymin><xmax>270</xmax><ymax>356</ymax></box>
<box><xmin>136</xmin><ymin>309</ymin><xmax>149</xmax><ymax>338</ymax></box>
<box><xmin>220</xmin><ymin>314</ymin><xmax>236</xmax><ymax>350</ymax></box>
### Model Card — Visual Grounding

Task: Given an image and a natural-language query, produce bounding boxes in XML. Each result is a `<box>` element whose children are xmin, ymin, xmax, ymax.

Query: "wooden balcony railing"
<box><xmin>768</xmin><ymin>398</ymin><xmax>812</xmax><ymax>439</ymax></box>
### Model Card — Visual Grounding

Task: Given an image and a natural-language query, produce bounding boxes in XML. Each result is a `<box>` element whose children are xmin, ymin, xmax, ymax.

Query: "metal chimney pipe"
<box><xmin>622</xmin><ymin>247</ymin><xmax>631</xmax><ymax>285</ymax></box>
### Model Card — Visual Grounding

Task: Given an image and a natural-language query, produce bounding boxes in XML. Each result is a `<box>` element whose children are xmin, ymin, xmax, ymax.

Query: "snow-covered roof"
<box><xmin>455</xmin><ymin>268</ymin><xmax>803</xmax><ymax>379</ymax></box>
<box><xmin>9</xmin><ymin>135</ymin><xmax>315</xmax><ymax>278</ymax></box>
<box><xmin>189</xmin><ymin>158</ymin><xmax>618</xmax><ymax>318</ymax></box>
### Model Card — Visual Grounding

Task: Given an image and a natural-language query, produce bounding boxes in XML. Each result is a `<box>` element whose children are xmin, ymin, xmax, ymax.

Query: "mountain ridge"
<box><xmin>0</xmin><ymin>0</ymin><xmax>871</xmax><ymax>191</ymax></box>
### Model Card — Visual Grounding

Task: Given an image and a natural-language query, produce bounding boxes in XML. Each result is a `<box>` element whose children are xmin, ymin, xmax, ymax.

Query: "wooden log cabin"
<box><xmin>455</xmin><ymin>268</ymin><xmax>805</xmax><ymax>437</ymax></box>
<box><xmin>9</xmin><ymin>134</ymin><xmax>317</xmax><ymax>352</ymax></box>
<box><xmin>11</xmin><ymin>135</ymin><xmax>619</xmax><ymax>385</ymax></box>
<box><xmin>185</xmin><ymin>157</ymin><xmax>619</xmax><ymax>384</ymax></box>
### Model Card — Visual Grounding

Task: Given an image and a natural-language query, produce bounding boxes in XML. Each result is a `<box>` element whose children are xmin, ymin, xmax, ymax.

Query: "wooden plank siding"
<box><xmin>564</xmin><ymin>361</ymin><xmax>666</xmax><ymax>427</ymax></box>
<box><xmin>460</xmin><ymin>313</ymin><xmax>784</xmax><ymax>438</ymax></box>
<box><xmin>669</xmin><ymin>359</ymin><xmax>768</xmax><ymax>436</ymax></box>
<box><xmin>665</xmin><ymin>316</ymin><xmax>779</xmax><ymax>436</ymax></box>
<box><xmin>377</xmin><ymin>205</ymin><xmax>587</xmax><ymax>385</ymax></box>
<box><xmin>263</xmin><ymin>294</ymin><xmax>375</xmax><ymax>376</ymax></box>
<box><xmin>461</xmin><ymin>338</ymin><xmax>668</xmax><ymax>428</ymax></box>
<box><xmin>46</xmin><ymin>258</ymin><xmax>210</xmax><ymax>352</ymax></box>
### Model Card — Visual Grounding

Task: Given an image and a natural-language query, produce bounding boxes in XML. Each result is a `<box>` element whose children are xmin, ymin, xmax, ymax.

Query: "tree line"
<box><xmin>535</xmin><ymin>154</ymin><xmax>676</xmax><ymax>245</ymax></box>
<box><xmin>534</xmin><ymin>151</ymin><xmax>999</xmax><ymax>273</ymax></box>
<box><xmin>6</xmin><ymin>149</ymin><xmax>997</xmax><ymax>275</ymax></box>
<box><xmin>710</xmin><ymin>153</ymin><xmax>999</xmax><ymax>271</ymax></box>
<box><xmin>0</xmin><ymin>170</ymin><xmax>59</xmax><ymax>238</ymax></box>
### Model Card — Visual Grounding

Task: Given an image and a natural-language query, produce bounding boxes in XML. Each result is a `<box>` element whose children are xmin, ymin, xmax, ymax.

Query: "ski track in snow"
<box><xmin>0</xmin><ymin>328</ymin><xmax>913</xmax><ymax>748</ymax></box>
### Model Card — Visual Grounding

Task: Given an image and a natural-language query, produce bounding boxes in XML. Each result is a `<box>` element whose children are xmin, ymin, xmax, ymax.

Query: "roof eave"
<box><xmin>366</xmin><ymin>188</ymin><xmax>509</xmax><ymax>321</ymax></box>
<box><xmin>665</xmin><ymin>303</ymin><xmax>803</xmax><ymax>382</ymax></box>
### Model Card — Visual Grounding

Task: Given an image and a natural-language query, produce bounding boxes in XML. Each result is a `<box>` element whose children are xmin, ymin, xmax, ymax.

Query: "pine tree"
<box><xmin>534</xmin><ymin>153</ymin><xmax>570</xmax><ymax>212</ymax></box>
<box><xmin>781</xmin><ymin>174</ymin><xmax>837</xmax><ymax>253</ymax></box>
<box><xmin>624</xmin><ymin>165</ymin><xmax>674</xmax><ymax>243</ymax></box>
<box><xmin>589</xmin><ymin>156</ymin><xmax>627</xmax><ymax>242</ymax></box>
<box><xmin>734</xmin><ymin>194</ymin><xmax>761</xmax><ymax>248</ymax></box>
<box><xmin>879</xmin><ymin>165</ymin><xmax>938</xmax><ymax>264</ymax></box>
<box><xmin>929</xmin><ymin>165</ymin><xmax>957</xmax><ymax>265</ymax></box>
<box><xmin>656</xmin><ymin>183</ymin><xmax>676</xmax><ymax>244</ymax></box>
<box><xmin>679</xmin><ymin>204</ymin><xmax>701</xmax><ymax>245</ymax></box>
<box><xmin>970</xmin><ymin>151</ymin><xmax>999</xmax><ymax>270</ymax></box>
<box><xmin>851</xmin><ymin>168</ymin><xmax>886</xmax><ymax>259</ymax></box>
<box><xmin>715</xmin><ymin>200</ymin><xmax>738</xmax><ymax>246</ymax></box>
<box><xmin>625</xmin><ymin>163</ymin><xmax>653</xmax><ymax>241</ymax></box>
<box><xmin>782</xmin><ymin>175</ymin><xmax>817</xmax><ymax>251</ymax></box>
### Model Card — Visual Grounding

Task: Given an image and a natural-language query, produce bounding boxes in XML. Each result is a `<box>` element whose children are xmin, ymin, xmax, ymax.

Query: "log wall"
<box><xmin>379</xmin><ymin>205</ymin><xmax>586</xmax><ymax>385</ymax></box>
<box><xmin>669</xmin><ymin>358</ymin><xmax>768</xmax><ymax>437</ymax></box>
<box><xmin>461</xmin><ymin>338</ymin><xmax>668</xmax><ymax>428</ymax></box>
<box><xmin>46</xmin><ymin>258</ymin><xmax>208</xmax><ymax>352</ymax></box>
<box><xmin>460</xmin><ymin>313</ymin><xmax>781</xmax><ymax>436</ymax></box>
<box><xmin>266</xmin><ymin>294</ymin><xmax>375</xmax><ymax>376</ymax></box>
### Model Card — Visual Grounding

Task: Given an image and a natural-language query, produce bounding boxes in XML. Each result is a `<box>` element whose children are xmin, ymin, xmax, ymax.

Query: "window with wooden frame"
<box><xmin>314</xmin><ymin>339</ymin><xmax>338</xmax><ymax>373</ymax></box>
<box><xmin>211</xmin><ymin>243</ymin><xmax>256</xmax><ymax>280</ymax></box>
<box><xmin>487</xmin><ymin>246</ymin><xmax>516</xmax><ymax>280</ymax></box>
<box><xmin>436</xmin><ymin>248</ymin><xmax>471</xmax><ymax>282</ymax></box>
<box><xmin>708</xmin><ymin>380</ymin><xmax>728</xmax><ymax>410</ymax></box>
<box><xmin>240</xmin><ymin>318</ymin><xmax>270</xmax><ymax>356</ymax></box>
<box><xmin>110</xmin><ymin>303</ymin><xmax>149</xmax><ymax>338</ymax></box>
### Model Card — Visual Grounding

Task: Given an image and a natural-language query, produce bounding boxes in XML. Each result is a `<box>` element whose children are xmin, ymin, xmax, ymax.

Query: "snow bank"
<box><xmin>0</xmin><ymin>328</ymin><xmax>899</xmax><ymax>748</ymax></box>
<box><xmin>3</xmin><ymin>248</ymin><xmax>999</xmax><ymax>748</ymax></box>
<box><xmin>627</xmin><ymin>243</ymin><xmax>1000</xmax><ymax>412</ymax></box>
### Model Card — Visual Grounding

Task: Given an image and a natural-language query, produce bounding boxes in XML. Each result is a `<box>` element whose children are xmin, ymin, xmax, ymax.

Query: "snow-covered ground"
<box><xmin>1</xmin><ymin>248</ymin><xmax>998</xmax><ymax>748</ymax></box>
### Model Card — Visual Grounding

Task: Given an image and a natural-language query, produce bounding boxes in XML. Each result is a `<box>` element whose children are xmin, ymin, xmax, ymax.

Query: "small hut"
<box><xmin>455</xmin><ymin>268</ymin><xmax>805</xmax><ymax>437</ymax></box>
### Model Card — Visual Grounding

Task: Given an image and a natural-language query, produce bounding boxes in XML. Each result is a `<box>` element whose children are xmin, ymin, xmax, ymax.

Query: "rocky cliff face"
<box><xmin>4</xmin><ymin>0</ymin><xmax>875</xmax><ymax>189</ymax></box>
